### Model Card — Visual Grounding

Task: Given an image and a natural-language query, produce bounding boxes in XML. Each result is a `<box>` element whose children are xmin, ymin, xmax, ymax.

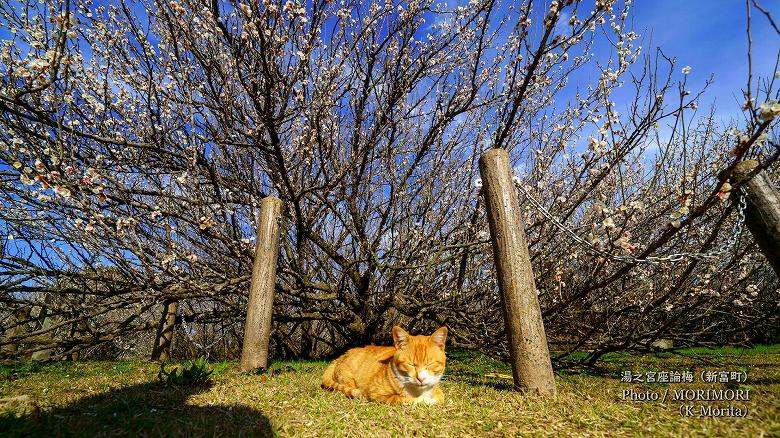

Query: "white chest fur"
<box><xmin>411</xmin><ymin>387</ymin><xmax>438</xmax><ymax>405</ymax></box>
<box><xmin>391</xmin><ymin>363</ymin><xmax>439</xmax><ymax>404</ymax></box>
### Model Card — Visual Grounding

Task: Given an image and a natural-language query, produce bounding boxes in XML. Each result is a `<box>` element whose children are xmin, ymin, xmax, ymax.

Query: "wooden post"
<box><xmin>151</xmin><ymin>299</ymin><xmax>178</xmax><ymax>361</ymax></box>
<box><xmin>479</xmin><ymin>149</ymin><xmax>556</xmax><ymax>396</ymax></box>
<box><xmin>731</xmin><ymin>160</ymin><xmax>780</xmax><ymax>278</ymax></box>
<box><xmin>240</xmin><ymin>196</ymin><xmax>284</xmax><ymax>372</ymax></box>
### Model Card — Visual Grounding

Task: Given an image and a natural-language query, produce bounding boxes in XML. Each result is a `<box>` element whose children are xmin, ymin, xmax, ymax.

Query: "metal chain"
<box><xmin>514</xmin><ymin>182</ymin><xmax>747</xmax><ymax>265</ymax></box>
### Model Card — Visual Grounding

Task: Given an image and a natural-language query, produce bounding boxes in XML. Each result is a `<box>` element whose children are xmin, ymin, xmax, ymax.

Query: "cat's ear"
<box><xmin>430</xmin><ymin>326</ymin><xmax>448</xmax><ymax>349</ymax></box>
<box><xmin>392</xmin><ymin>326</ymin><xmax>410</xmax><ymax>349</ymax></box>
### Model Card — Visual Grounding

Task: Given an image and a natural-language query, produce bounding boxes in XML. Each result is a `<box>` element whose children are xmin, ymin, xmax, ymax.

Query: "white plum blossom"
<box><xmin>588</xmin><ymin>136</ymin><xmax>607</xmax><ymax>154</ymax></box>
<box><xmin>53</xmin><ymin>185</ymin><xmax>72</xmax><ymax>198</ymax></box>
<box><xmin>758</xmin><ymin>100</ymin><xmax>780</xmax><ymax>122</ymax></box>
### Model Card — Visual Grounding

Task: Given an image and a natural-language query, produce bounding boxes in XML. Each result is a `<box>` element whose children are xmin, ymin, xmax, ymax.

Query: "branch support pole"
<box><xmin>240</xmin><ymin>196</ymin><xmax>283</xmax><ymax>372</ymax></box>
<box><xmin>731</xmin><ymin>160</ymin><xmax>780</xmax><ymax>278</ymax></box>
<box><xmin>151</xmin><ymin>299</ymin><xmax>178</xmax><ymax>361</ymax></box>
<box><xmin>479</xmin><ymin>149</ymin><xmax>556</xmax><ymax>396</ymax></box>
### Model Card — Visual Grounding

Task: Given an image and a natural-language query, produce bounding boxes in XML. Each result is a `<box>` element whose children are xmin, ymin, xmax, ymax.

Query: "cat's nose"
<box><xmin>416</xmin><ymin>376</ymin><xmax>424</xmax><ymax>384</ymax></box>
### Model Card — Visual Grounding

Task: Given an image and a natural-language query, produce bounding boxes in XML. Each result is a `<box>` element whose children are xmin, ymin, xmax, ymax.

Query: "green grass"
<box><xmin>1</xmin><ymin>346</ymin><xmax>779</xmax><ymax>437</ymax></box>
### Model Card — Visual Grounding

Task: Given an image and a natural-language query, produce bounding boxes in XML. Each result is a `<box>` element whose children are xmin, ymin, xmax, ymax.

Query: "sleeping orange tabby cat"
<box><xmin>321</xmin><ymin>326</ymin><xmax>447</xmax><ymax>404</ymax></box>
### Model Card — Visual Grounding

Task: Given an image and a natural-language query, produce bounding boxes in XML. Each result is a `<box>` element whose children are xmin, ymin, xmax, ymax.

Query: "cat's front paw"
<box><xmin>412</xmin><ymin>395</ymin><xmax>438</xmax><ymax>405</ymax></box>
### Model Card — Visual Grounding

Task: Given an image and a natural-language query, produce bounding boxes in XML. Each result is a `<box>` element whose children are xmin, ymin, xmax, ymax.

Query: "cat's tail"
<box><xmin>320</xmin><ymin>363</ymin><xmax>362</xmax><ymax>398</ymax></box>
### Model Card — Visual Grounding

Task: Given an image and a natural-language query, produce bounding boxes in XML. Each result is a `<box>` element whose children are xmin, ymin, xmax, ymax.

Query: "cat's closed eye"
<box><xmin>427</xmin><ymin>363</ymin><xmax>444</xmax><ymax>372</ymax></box>
<box><xmin>398</xmin><ymin>362</ymin><xmax>415</xmax><ymax>372</ymax></box>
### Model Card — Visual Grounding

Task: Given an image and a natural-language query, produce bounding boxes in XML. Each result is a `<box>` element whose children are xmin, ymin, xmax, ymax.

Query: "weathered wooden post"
<box><xmin>240</xmin><ymin>196</ymin><xmax>284</xmax><ymax>372</ymax></box>
<box><xmin>731</xmin><ymin>160</ymin><xmax>780</xmax><ymax>278</ymax></box>
<box><xmin>151</xmin><ymin>299</ymin><xmax>178</xmax><ymax>361</ymax></box>
<box><xmin>479</xmin><ymin>149</ymin><xmax>556</xmax><ymax>396</ymax></box>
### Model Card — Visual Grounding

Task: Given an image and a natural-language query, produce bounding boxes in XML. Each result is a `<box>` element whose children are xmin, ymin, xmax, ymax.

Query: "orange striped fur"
<box><xmin>321</xmin><ymin>326</ymin><xmax>448</xmax><ymax>404</ymax></box>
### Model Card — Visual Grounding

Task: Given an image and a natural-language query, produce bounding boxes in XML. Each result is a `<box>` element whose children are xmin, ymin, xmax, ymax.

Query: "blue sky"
<box><xmin>0</xmin><ymin>0</ymin><xmax>776</xmax><ymax>277</ymax></box>
<box><xmin>633</xmin><ymin>0</ymin><xmax>778</xmax><ymax>116</ymax></box>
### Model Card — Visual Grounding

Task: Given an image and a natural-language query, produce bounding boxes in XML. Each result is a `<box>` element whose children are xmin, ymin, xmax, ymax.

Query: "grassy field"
<box><xmin>1</xmin><ymin>345</ymin><xmax>778</xmax><ymax>437</ymax></box>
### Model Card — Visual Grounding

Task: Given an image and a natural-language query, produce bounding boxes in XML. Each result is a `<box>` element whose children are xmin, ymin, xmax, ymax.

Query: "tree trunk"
<box><xmin>300</xmin><ymin>320</ymin><xmax>313</xmax><ymax>359</ymax></box>
<box><xmin>240</xmin><ymin>196</ymin><xmax>284</xmax><ymax>372</ymax></box>
<box><xmin>479</xmin><ymin>148</ymin><xmax>556</xmax><ymax>396</ymax></box>
<box><xmin>151</xmin><ymin>299</ymin><xmax>178</xmax><ymax>361</ymax></box>
<box><xmin>731</xmin><ymin>160</ymin><xmax>780</xmax><ymax>278</ymax></box>
<box><xmin>31</xmin><ymin>306</ymin><xmax>56</xmax><ymax>361</ymax></box>
<box><xmin>66</xmin><ymin>320</ymin><xmax>88</xmax><ymax>361</ymax></box>
<box><xmin>2</xmin><ymin>307</ymin><xmax>30</xmax><ymax>356</ymax></box>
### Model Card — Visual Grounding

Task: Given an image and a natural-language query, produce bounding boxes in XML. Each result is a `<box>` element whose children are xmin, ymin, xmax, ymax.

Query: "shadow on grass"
<box><xmin>0</xmin><ymin>380</ymin><xmax>272</xmax><ymax>438</ymax></box>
